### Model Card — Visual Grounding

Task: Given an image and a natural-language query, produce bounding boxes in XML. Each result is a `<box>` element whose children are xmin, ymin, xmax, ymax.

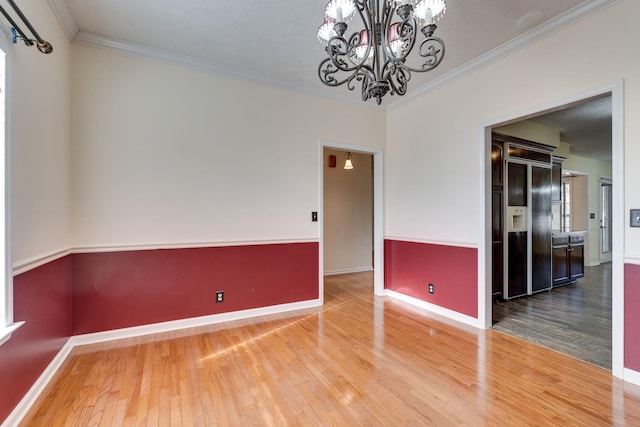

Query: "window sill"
<box><xmin>0</xmin><ymin>321</ymin><xmax>25</xmax><ymax>346</ymax></box>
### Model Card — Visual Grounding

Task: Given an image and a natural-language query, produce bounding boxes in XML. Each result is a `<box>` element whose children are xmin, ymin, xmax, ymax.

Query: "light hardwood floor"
<box><xmin>20</xmin><ymin>272</ymin><xmax>640</xmax><ymax>426</ymax></box>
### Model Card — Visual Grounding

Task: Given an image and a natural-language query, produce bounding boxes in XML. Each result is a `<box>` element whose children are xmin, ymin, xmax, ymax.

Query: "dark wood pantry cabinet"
<box><xmin>552</xmin><ymin>232</ymin><xmax>585</xmax><ymax>286</ymax></box>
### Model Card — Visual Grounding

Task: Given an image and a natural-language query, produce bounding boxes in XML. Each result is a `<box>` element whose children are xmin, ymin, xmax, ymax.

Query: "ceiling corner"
<box><xmin>47</xmin><ymin>0</ymin><xmax>79</xmax><ymax>41</ymax></box>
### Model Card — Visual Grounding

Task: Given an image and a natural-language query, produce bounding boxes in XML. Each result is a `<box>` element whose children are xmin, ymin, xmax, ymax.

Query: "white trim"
<box><xmin>72</xmin><ymin>238</ymin><xmax>318</xmax><ymax>253</ymax></box>
<box><xmin>479</xmin><ymin>80</ymin><xmax>626</xmax><ymax>378</ymax></box>
<box><xmin>385</xmin><ymin>289</ymin><xmax>480</xmax><ymax>328</ymax></box>
<box><xmin>480</xmin><ymin>126</ymin><xmax>492</xmax><ymax>329</ymax></box>
<box><xmin>372</xmin><ymin>150</ymin><xmax>384</xmax><ymax>297</ymax></box>
<box><xmin>12</xmin><ymin>248</ymin><xmax>71</xmax><ymax>276</ymax></box>
<box><xmin>46</xmin><ymin>0</ymin><xmax>79</xmax><ymax>40</ymax></box>
<box><xmin>0</xmin><ymin>36</ymin><xmax>12</xmax><ymax>334</ymax></box>
<box><xmin>384</xmin><ymin>236</ymin><xmax>478</xmax><ymax>249</ymax></box>
<box><xmin>12</xmin><ymin>238</ymin><xmax>320</xmax><ymax>276</ymax></box>
<box><xmin>45</xmin><ymin>0</ymin><xmax>618</xmax><ymax>111</ymax></box>
<box><xmin>0</xmin><ymin>321</ymin><xmax>23</xmax><ymax>346</ymax></box>
<box><xmin>320</xmin><ymin>141</ymin><xmax>384</xmax><ymax>300</ymax></box>
<box><xmin>388</xmin><ymin>0</ymin><xmax>620</xmax><ymax>111</ymax></box>
<box><xmin>625</xmin><ymin>256</ymin><xmax>640</xmax><ymax>266</ymax></box>
<box><xmin>71</xmin><ymin>31</ymin><xmax>377</xmax><ymax>110</ymax></box>
<box><xmin>324</xmin><ymin>266</ymin><xmax>373</xmax><ymax>276</ymax></box>
<box><xmin>0</xmin><ymin>339</ymin><xmax>73</xmax><ymax>427</ymax></box>
<box><xmin>623</xmin><ymin>368</ymin><xmax>640</xmax><ymax>387</ymax></box>
<box><xmin>70</xmin><ymin>299</ymin><xmax>321</xmax><ymax>347</ymax></box>
<box><xmin>611</xmin><ymin>80</ymin><xmax>625</xmax><ymax>379</ymax></box>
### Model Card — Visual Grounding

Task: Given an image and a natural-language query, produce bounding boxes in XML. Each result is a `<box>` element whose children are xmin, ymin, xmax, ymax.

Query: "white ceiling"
<box><xmin>45</xmin><ymin>0</ymin><xmax>615</xmax><ymax>160</ymax></box>
<box><xmin>47</xmin><ymin>0</ymin><xmax>616</xmax><ymax>107</ymax></box>
<box><xmin>528</xmin><ymin>96</ymin><xmax>612</xmax><ymax>162</ymax></box>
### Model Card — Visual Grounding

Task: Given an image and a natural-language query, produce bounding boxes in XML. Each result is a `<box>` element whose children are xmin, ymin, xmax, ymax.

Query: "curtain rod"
<box><xmin>0</xmin><ymin>0</ymin><xmax>52</xmax><ymax>54</ymax></box>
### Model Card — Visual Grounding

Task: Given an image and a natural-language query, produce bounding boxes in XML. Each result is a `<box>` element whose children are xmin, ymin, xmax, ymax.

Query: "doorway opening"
<box><xmin>323</xmin><ymin>148</ymin><xmax>374</xmax><ymax>276</ymax></box>
<box><xmin>482</xmin><ymin>84</ymin><xmax>624</xmax><ymax>376</ymax></box>
<box><xmin>319</xmin><ymin>142</ymin><xmax>384</xmax><ymax>304</ymax></box>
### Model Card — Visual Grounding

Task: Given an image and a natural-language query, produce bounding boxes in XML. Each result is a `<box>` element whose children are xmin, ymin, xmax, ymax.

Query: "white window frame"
<box><xmin>0</xmin><ymin>31</ymin><xmax>22</xmax><ymax>346</ymax></box>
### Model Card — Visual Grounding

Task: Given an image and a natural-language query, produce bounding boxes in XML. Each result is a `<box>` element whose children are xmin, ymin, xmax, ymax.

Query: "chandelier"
<box><xmin>317</xmin><ymin>0</ymin><xmax>446</xmax><ymax>105</ymax></box>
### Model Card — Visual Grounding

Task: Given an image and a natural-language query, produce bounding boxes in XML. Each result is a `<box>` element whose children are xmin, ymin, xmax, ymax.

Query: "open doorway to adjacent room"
<box><xmin>319</xmin><ymin>143</ymin><xmax>384</xmax><ymax>303</ymax></box>
<box><xmin>488</xmin><ymin>93</ymin><xmax>615</xmax><ymax>370</ymax></box>
<box><xmin>322</xmin><ymin>148</ymin><xmax>374</xmax><ymax>277</ymax></box>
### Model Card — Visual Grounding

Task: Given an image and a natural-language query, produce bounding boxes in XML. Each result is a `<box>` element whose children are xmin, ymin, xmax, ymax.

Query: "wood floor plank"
<box><xmin>493</xmin><ymin>263</ymin><xmax>612</xmax><ymax>369</ymax></box>
<box><xmin>18</xmin><ymin>271</ymin><xmax>640</xmax><ymax>426</ymax></box>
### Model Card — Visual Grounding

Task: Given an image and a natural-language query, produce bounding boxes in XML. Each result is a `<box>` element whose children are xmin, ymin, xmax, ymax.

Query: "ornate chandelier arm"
<box><xmin>318</xmin><ymin>58</ymin><xmax>375</xmax><ymax>90</ymax></box>
<box><xmin>381</xmin><ymin>61</ymin><xmax>411</xmax><ymax>97</ymax></box>
<box><xmin>324</xmin><ymin>32</ymin><xmax>364</xmax><ymax>73</ymax></box>
<box><xmin>393</xmin><ymin>35</ymin><xmax>445</xmax><ymax>73</ymax></box>
<box><xmin>319</xmin><ymin>57</ymin><xmax>376</xmax><ymax>93</ymax></box>
<box><xmin>317</xmin><ymin>0</ymin><xmax>447</xmax><ymax>104</ymax></box>
<box><xmin>351</xmin><ymin>0</ymin><xmax>375</xmax><ymax>67</ymax></box>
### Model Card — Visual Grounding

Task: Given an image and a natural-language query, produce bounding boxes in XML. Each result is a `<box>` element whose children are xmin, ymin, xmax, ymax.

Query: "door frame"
<box><xmin>479</xmin><ymin>80</ymin><xmax>624</xmax><ymax>378</ymax></box>
<box><xmin>319</xmin><ymin>141</ymin><xmax>384</xmax><ymax>303</ymax></box>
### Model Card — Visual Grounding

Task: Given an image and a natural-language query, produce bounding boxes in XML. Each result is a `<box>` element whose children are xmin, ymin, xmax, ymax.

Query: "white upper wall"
<box><xmin>70</xmin><ymin>46</ymin><xmax>385</xmax><ymax>248</ymax></box>
<box><xmin>563</xmin><ymin>153</ymin><xmax>613</xmax><ymax>266</ymax></box>
<box><xmin>10</xmin><ymin>2</ymin><xmax>71</xmax><ymax>265</ymax></box>
<box><xmin>386</xmin><ymin>0</ymin><xmax>640</xmax><ymax>257</ymax></box>
<box><xmin>13</xmin><ymin>0</ymin><xmax>640</xmax><ymax>262</ymax></box>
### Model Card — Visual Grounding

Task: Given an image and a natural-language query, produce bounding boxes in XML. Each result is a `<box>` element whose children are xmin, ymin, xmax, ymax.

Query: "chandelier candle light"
<box><xmin>318</xmin><ymin>0</ymin><xmax>446</xmax><ymax>105</ymax></box>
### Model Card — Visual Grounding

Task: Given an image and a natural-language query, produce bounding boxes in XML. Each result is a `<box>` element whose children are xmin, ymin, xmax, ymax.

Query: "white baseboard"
<box><xmin>1</xmin><ymin>339</ymin><xmax>74</xmax><ymax>427</ymax></box>
<box><xmin>71</xmin><ymin>299</ymin><xmax>322</xmax><ymax>347</ymax></box>
<box><xmin>323</xmin><ymin>266</ymin><xmax>373</xmax><ymax>276</ymax></box>
<box><xmin>624</xmin><ymin>368</ymin><xmax>640</xmax><ymax>387</ymax></box>
<box><xmin>384</xmin><ymin>289</ymin><xmax>481</xmax><ymax>328</ymax></box>
<box><xmin>2</xmin><ymin>298</ymin><xmax>321</xmax><ymax>427</ymax></box>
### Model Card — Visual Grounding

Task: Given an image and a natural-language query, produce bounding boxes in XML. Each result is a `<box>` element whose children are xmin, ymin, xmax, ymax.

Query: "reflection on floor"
<box><xmin>492</xmin><ymin>262</ymin><xmax>612</xmax><ymax>370</ymax></box>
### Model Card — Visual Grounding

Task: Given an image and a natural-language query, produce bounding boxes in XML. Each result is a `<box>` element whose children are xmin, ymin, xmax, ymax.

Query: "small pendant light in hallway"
<box><xmin>344</xmin><ymin>152</ymin><xmax>354</xmax><ymax>169</ymax></box>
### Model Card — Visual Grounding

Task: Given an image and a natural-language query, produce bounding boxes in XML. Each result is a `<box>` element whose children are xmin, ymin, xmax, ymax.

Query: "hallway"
<box><xmin>492</xmin><ymin>263</ymin><xmax>612</xmax><ymax>369</ymax></box>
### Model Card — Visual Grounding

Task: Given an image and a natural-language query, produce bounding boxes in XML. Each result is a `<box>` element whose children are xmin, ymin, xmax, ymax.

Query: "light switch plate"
<box><xmin>631</xmin><ymin>209</ymin><xmax>640</xmax><ymax>227</ymax></box>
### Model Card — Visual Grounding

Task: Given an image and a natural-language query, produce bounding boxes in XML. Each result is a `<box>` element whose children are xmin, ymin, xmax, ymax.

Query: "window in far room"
<box><xmin>562</xmin><ymin>178</ymin><xmax>571</xmax><ymax>232</ymax></box>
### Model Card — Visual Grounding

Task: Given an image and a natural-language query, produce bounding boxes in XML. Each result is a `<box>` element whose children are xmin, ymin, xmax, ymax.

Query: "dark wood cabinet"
<box><xmin>508</xmin><ymin>231</ymin><xmax>528</xmax><ymax>298</ymax></box>
<box><xmin>531</xmin><ymin>166</ymin><xmax>552</xmax><ymax>293</ymax></box>
<box><xmin>552</xmin><ymin>233</ymin><xmax>585</xmax><ymax>286</ymax></box>
<box><xmin>507</xmin><ymin>162</ymin><xmax>528</xmax><ymax>207</ymax></box>
<box><xmin>569</xmin><ymin>238</ymin><xmax>585</xmax><ymax>281</ymax></box>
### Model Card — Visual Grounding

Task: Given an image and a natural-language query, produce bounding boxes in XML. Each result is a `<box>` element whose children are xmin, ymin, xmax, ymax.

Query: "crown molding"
<box><xmin>72</xmin><ymin>31</ymin><xmax>381</xmax><ymax>110</ymax></box>
<box><xmin>47</xmin><ymin>0</ymin><xmax>78</xmax><ymax>40</ymax></box>
<box><xmin>388</xmin><ymin>0</ymin><xmax>621</xmax><ymax>110</ymax></box>
<box><xmin>47</xmin><ymin>0</ymin><xmax>620</xmax><ymax>111</ymax></box>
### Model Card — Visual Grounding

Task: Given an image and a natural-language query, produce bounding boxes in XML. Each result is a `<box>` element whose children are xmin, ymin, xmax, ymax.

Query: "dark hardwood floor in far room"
<box><xmin>20</xmin><ymin>271</ymin><xmax>639</xmax><ymax>426</ymax></box>
<box><xmin>493</xmin><ymin>262</ymin><xmax>612</xmax><ymax>369</ymax></box>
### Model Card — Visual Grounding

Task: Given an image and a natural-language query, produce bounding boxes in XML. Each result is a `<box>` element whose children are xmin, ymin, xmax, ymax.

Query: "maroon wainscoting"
<box><xmin>625</xmin><ymin>263</ymin><xmax>640</xmax><ymax>372</ymax></box>
<box><xmin>0</xmin><ymin>256</ymin><xmax>73</xmax><ymax>424</ymax></box>
<box><xmin>72</xmin><ymin>242</ymin><xmax>319</xmax><ymax>334</ymax></box>
<box><xmin>384</xmin><ymin>239</ymin><xmax>478</xmax><ymax>318</ymax></box>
